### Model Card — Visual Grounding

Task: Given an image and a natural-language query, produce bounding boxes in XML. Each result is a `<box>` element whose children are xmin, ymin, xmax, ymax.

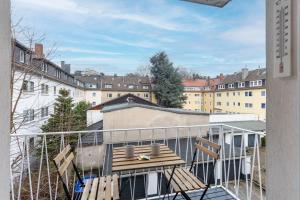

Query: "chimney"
<box><xmin>35</xmin><ymin>43</ymin><xmax>44</xmax><ymax>58</ymax></box>
<box><xmin>219</xmin><ymin>73</ymin><xmax>224</xmax><ymax>81</ymax></box>
<box><xmin>61</xmin><ymin>61</ymin><xmax>71</xmax><ymax>74</ymax></box>
<box><xmin>242</xmin><ymin>68</ymin><xmax>249</xmax><ymax>80</ymax></box>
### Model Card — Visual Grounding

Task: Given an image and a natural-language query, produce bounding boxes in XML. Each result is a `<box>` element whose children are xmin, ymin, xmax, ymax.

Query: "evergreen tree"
<box><xmin>41</xmin><ymin>89</ymin><xmax>75</xmax><ymax>132</ymax></box>
<box><xmin>150</xmin><ymin>52</ymin><xmax>186</xmax><ymax>108</ymax></box>
<box><xmin>73</xmin><ymin>101</ymin><xmax>91</xmax><ymax>130</ymax></box>
<box><xmin>41</xmin><ymin>89</ymin><xmax>77</xmax><ymax>157</ymax></box>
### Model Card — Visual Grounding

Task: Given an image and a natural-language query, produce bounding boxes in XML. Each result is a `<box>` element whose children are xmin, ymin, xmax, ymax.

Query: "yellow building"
<box><xmin>214</xmin><ymin>68</ymin><xmax>266</xmax><ymax>121</ymax></box>
<box><xmin>202</xmin><ymin>91</ymin><xmax>215</xmax><ymax>113</ymax></box>
<box><xmin>182</xmin><ymin>77</ymin><xmax>222</xmax><ymax>112</ymax></box>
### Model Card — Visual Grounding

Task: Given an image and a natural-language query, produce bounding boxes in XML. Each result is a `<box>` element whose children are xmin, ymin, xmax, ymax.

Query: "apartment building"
<box><xmin>12</xmin><ymin>41</ymin><xmax>86</xmax><ymax>135</ymax></box>
<box><xmin>182</xmin><ymin>79</ymin><xmax>207</xmax><ymax>111</ymax></box>
<box><xmin>182</xmin><ymin>76</ymin><xmax>222</xmax><ymax>112</ymax></box>
<box><xmin>214</xmin><ymin>68</ymin><xmax>266</xmax><ymax>120</ymax></box>
<box><xmin>75</xmin><ymin>73</ymin><xmax>155</xmax><ymax>106</ymax></box>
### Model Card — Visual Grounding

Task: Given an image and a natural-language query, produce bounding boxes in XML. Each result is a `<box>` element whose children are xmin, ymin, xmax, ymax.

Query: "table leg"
<box><xmin>162</xmin><ymin>165</ymin><xmax>176</xmax><ymax>200</ymax></box>
<box><xmin>119</xmin><ymin>171</ymin><xmax>134</xmax><ymax>198</ymax></box>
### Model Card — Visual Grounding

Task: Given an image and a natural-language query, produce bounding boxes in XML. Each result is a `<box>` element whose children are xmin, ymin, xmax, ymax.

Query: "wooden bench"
<box><xmin>163</xmin><ymin>138</ymin><xmax>221</xmax><ymax>200</ymax></box>
<box><xmin>53</xmin><ymin>144</ymin><xmax>120</xmax><ymax>200</ymax></box>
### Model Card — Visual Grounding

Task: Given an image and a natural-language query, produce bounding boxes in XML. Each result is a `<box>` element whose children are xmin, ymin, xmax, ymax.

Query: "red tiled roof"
<box><xmin>182</xmin><ymin>79</ymin><xmax>208</xmax><ymax>87</ymax></box>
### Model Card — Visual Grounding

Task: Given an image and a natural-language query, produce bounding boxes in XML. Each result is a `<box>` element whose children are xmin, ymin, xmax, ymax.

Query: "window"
<box><xmin>144</xmin><ymin>93</ymin><xmax>149</xmax><ymax>98</ymax></box>
<box><xmin>238</xmin><ymin>82</ymin><xmax>245</xmax><ymax>88</ymax></box>
<box><xmin>92</xmin><ymin>92</ymin><xmax>96</xmax><ymax>97</ymax></box>
<box><xmin>238</xmin><ymin>102</ymin><xmax>241</xmax><ymax>106</ymax></box>
<box><xmin>143</xmin><ymin>85</ymin><xmax>149</xmax><ymax>90</ymax></box>
<box><xmin>42</xmin><ymin>63</ymin><xmax>48</xmax><ymax>72</ymax></box>
<box><xmin>233</xmin><ymin>92</ymin><xmax>235</xmax><ymax>96</ymax></box>
<box><xmin>195</xmin><ymin>94</ymin><xmax>200</xmax><ymax>97</ymax></box>
<box><xmin>118</xmin><ymin>93</ymin><xmax>121</xmax><ymax>97</ymax></box>
<box><xmin>226</xmin><ymin>102</ymin><xmax>229</xmax><ymax>106</ymax></box>
<box><xmin>41</xmin><ymin>107</ymin><xmax>49</xmax><ymax>118</ymax></box>
<box><xmin>92</xmin><ymin>102</ymin><xmax>96</xmax><ymax>106</ymax></box>
<box><xmin>228</xmin><ymin>84</ymin><xmax>234</xmax><ymax>88</ymax></box>
<box><xmin>217</xmin><ymin>93</ymin><xmax>222</xmax><ymax>97</ymax></box>
<box><xmin>245</xmin><ymin>103</ymin><xmax>253</xmax><ymax>108</ymax></box>
<box><xmin>23</xmin><ymin>81</ymin><xmax>34</xmax><ymax>92</ymax></box>
<box><xmin>53</xmin><ymin>86</ymin><xmax>56</xmax><ymax>95</ymax></box>
<box><xmin>217</xmin><ymin>102</ymin><xmax>221</xmax><ymax>106</ymax></box>
<box><xmin>107</xmin><ymin>93</ymin><xmax>112</xmax><ymax>98</ymax></box>
<box><xmin>55</xmin><ymin>69</ymin><xmax>61</xmax><ymax>78</ymax></box>
<box><xmin>233</xmin><ymin>102</ymin><xmax>236</xmax><ymax>106</ymax></box>
<box><xmin>195</xmin><ymin>101</ymin><xmax>201</xmax><ymax>105</ymax></box>
<box><xmin>226</xmin><ymin>92</ymin><xmax>229</xmax><ymax>97</ymax></box>
<box><xmin>245</xmin><ymin>91</ymin><xmax>253</xmax><ymax>96</ymax></box>
<box><xmin>128</xmin><ymin>85</ymin><xmax>134</xmax><ymax>89</ymax></box>
<box><xmin>105</xmin><ymin>84</ymin><xmax>113</xmax><ymax>89</ymax></box>
<box><xmin>23</xmin><ymin>109</ymin><xmax>34</xmax><ymax>122</ymax></box>
<box><xmin>218</xmin><ymin>85</ymin><xmax>225</xmax><ymax>89</ymax></box>
<box><xmin>261</xmin><ymin>91</ymin><xmax>266</xmax><ymax>96</ymax></box>
<box><xmin>250</xmin><ymin>80</ymin><xmax>263</xmax><ymax>87</ymax></box>
<box><xmin>261</xmin><ymin>103</ymin><xmax>266</xmax><ymax>109</ymax></box>
<box><xmin>19</xmin><ymin>50</ymin><xmax>25</xmax><ymax>63</ymax></box>
<box><xmin>41</xmin><ymin>84</ymin><xmax>49</xmax><ymax>94</ymax></box>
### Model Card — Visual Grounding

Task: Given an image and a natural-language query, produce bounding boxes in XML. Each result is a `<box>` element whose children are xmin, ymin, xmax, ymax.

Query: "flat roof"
<box><xmin>102</xmin><ymin>102</ymin><xmax>209</xmax><ymax>115</ymax></box>
<box><xmin>212</xmin><ymin>120</ymin><xmax>266</xmax><ymax>132</ymax></box>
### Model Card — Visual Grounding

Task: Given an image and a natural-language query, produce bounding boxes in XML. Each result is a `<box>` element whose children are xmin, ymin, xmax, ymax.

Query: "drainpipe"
<box><xmin>0</xmin><ymin>0</ymin><xmax>11</xmax><ymax>199</ymax></box>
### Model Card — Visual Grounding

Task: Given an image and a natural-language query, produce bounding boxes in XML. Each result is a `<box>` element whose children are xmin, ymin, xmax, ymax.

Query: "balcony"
<box><xmin>10</xmin><ymin>124</ymin><xmax>265</xmax><ymax>200</ymax></box>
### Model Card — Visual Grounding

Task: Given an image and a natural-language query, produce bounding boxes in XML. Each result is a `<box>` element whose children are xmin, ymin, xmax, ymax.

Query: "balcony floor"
<box><xmin>150</xmin><ymin>186</ymin><xmax>237</xmax><ymax>200</ymax></box>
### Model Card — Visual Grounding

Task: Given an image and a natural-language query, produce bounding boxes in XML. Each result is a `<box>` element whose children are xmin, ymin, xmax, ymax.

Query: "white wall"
<box><xmin>84</xmin><ymin>90</ymin><xmax>102</xmax><ymax>106</ymax></box>
<box><xmin>86</xmin><ymin>110</ymin><xmax>103</xmax><ymax>126</ymax></box>
<box><xmin>0</xmin><ymin>0</ymin><xmax>11</xmax><ymax>198</ymax></box>
<box><xmin>209</xmin><ymin>113</ymin><xmax>259</xmax><ymax>123</ymax></box>
<box><xmin>12</xmin><ymin>71</ymin><xmax>85</xmax><ymax>135</ymax></box>
<box><xmin>266</xmin><ymin>0</ymin><xmax>300</xmax><ymax>199</ymax></box>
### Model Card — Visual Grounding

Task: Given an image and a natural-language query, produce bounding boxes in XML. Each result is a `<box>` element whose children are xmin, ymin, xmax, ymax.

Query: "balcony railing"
<box><xmin>10</xmin><ymin>124</ymin><xmax>265</xmax><ymax>200</ymax></box>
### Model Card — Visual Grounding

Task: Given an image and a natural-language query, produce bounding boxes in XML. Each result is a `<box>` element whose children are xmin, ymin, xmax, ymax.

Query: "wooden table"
<box><xmin>112</xmin><ymin>144</ymin><xmax>186</xmax><ymax>199</ymax></box>
<box><xmin>112</xmin><ymin>144</ymin><xmax>185</xmax><ymax>172</ymax></box>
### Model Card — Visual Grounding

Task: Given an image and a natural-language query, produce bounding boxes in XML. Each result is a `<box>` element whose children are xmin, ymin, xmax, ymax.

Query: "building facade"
<box><xmin>214</xmin><ymin>68</ymin><xmax>266</xmax><ymax>121</ymax></box>
<box><xmin>12</xmin><ymin>41</ymin><xmax>86</xmax><ymax>136</ymax></box>
<box><xmin>74</xmin><ymin>73</ymin><xmax>156</xmax><ymax>106</ymax></box>
<box><xmin>182</xmin><ymin>76</ymin><xmax>222</xmax><ymax>112</ymax></box>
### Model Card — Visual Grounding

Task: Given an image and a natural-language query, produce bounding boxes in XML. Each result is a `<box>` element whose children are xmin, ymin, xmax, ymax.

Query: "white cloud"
<box><xmin>57</xmin><ymin>47</ymin><xmax>122</xmax><ymax>55</ymax></box>
<box><xmin>14</xmin><ymin>0</ymin><xmax>88</xmax><ymax>14</ymax></box>
<box><xmin>101</xmin><ymin>35</ymin><xmax>156</xmax><ymax>49</ymax></box>
<box><xmin>220</xmin><ymin>19</ymin><xmax>265</xmax><ymax>46</ymax></box>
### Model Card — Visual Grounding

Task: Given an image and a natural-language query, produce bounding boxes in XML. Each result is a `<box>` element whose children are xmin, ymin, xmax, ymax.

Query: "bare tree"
<box><xmin>135</xmin><ymin>64</ymin><xmax>151</xmax><ymax>77</ymax></box>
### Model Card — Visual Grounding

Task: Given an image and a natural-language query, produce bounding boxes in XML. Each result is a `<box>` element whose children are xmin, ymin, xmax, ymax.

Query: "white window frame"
<box><xmin>23</xmin><ymin>80</ymin><xmax>34</xmax><ymax>92</ymax></box>
<box><xmin>143</xmin><ymin>85</ymin><xmax>149</xmax><ymax>90</ymax></box>
<box><xmin>238</xmin><ymin>82</ymin><xmax>245</xmax><ymax>88</ymax></box>
<box><xmin>218</xmin><ymin>85</ymin><xmax>225</xmax><ymax>89</ymax></box>
<box><xmin>41</xmin><ymin>84</ymin><xmax>49</xmax><ymax>94</ymax></box>
<box><xmin>19</xmin><ymin>50</ymin><xmax>25</xmax><ymax>63</ymax></box>
<box><xmin>41</xmin><ymin>107</ymin><xmax>49</xmax><ymax>118</ymax></box>
<box><xmin>105</xmin><ymin>84</ymin><xmax>113</xmax><ymax>89</ymax></box>
<box><xmin>23</xmin><ymin>109</ymin><xmax>34</xmax><ymax>122</ymax></box>
<box><xmin>228</xmin><ymin>83</ymin><xmax>234</xmax><ymax>88</ymax></box>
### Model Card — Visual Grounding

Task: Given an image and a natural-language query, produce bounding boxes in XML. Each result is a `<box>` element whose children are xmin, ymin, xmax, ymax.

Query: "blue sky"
<box><xmin>12</xmin><ymin>0</ymin><xmax>266</xmax><ymax>76</ymax></box>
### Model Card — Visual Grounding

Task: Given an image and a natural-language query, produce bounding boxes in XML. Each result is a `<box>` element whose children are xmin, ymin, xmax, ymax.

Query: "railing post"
<box><xmin>0</xmin><ymin>0</ymin><xmax>11</xmax><ymax>199</ymax></box>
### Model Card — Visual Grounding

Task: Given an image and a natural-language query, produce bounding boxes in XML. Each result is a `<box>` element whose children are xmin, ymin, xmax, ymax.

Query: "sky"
<box><xmin>11</xmin><ymin>0</ymin><xmax>266</xmax><ymax>76</ymax></box>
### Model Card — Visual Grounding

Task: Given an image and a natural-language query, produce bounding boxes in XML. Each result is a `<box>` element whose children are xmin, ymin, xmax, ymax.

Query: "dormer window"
<box><xmin>228</xmin><ymin>84</ymin><xmax>234</xmax><ymax>89</ymax></box>
<box><xmin>250</xmin><ymin>80</ymin><xmax>263</xmax><ymax>87</ymax></box>
<box><xmin>143</xmin><ymin>85</ymin><xmax>149</xmax><ymax>90</ymax></box>
<box><xmin>19</xmin><ymin>50</ymin><xmax>25</xmax><ymax>63</ymax></box>
<box><xmin>218</xmin><ymin>85</ymin><xmax>225</xmax><ymax>89</ymax></box>
<box><xmin>105</xmin><ymin>84</ymin><xmax>113</xmax><ymax>89</ymax></box>
<box><xmin>128</xmin><ymin>85</ymin><xmax>134</xmax><ymax>89</ymax></box>
<box><xmin>42</xmin><ymin>63</ymin><xmax>48</xmax><ymax>73</ymax></box>
<box><xmin>238</xmin><ymin>82</ymin><xmax>245</xmax><ymax>88</ymax></box>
